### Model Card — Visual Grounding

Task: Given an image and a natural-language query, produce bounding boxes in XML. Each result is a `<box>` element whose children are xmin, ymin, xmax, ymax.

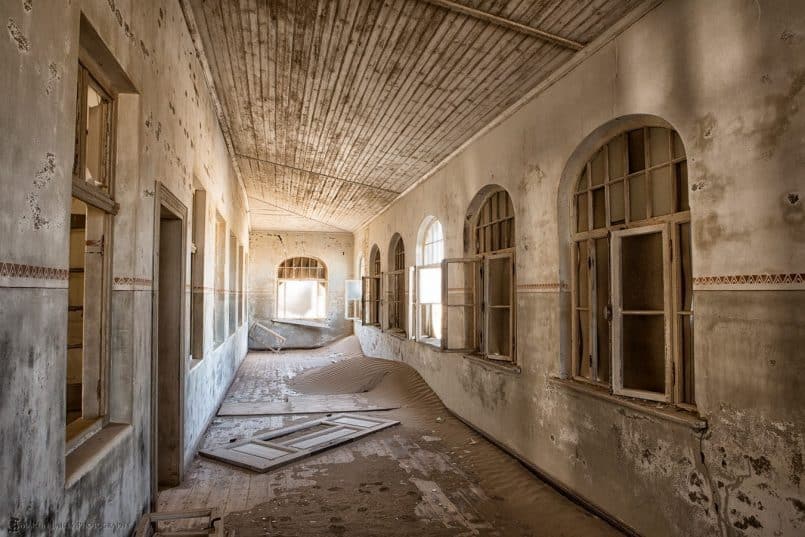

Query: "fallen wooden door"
<box><xmin>200</xmin><ymin>413</ymin><xmax>399</xmax><ymax>472</ymax></box>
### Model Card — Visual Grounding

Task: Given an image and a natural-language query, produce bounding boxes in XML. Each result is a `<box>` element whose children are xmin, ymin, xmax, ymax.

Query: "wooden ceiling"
<box><xmin>185</xmin><ymin>0</ymin><xmax>640</xmax><ymax>231</ymax></box>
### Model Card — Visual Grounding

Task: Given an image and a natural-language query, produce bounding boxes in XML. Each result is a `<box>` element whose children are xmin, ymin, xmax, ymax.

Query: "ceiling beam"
<box><xmin>236</xmin><ymin>154</ymin><xmax>402</xmax><ymax>196</ymax></box>
<box><xmin>418</xmin><ymin>0</ymin><xmax>585</xmax><ymax>51</ymax></box>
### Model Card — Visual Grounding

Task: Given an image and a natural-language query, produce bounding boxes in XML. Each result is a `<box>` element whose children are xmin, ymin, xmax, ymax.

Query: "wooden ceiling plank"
<box><xmin>420</xmin><ymin>0</ymin><xmax>584</xmax><ymax>50</ymax></box>
<box><xmin>309</xmin><ymin>0</ymin><xmax>381</xmax><ymax>182</ymax></box>
<box><xmin>334</xmin><ymin>3</ymin><xmax>461</xmax><ymax>186</ymax></box>
<box><xmin>317</xmin><ymin>0</ymin><xmax>400</xmax><ymax>180</ymax></box>
<box><xmin>325</xmin><ymin>0</ymin><xmax>435</xmax><ymax>184</ymax></box>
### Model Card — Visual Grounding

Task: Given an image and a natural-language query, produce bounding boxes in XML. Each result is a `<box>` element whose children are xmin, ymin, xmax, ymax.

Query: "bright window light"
<box><xmin>277</xmin><ymin>280</ymin><xmax>326</xmax><ymax>319</ymax></box>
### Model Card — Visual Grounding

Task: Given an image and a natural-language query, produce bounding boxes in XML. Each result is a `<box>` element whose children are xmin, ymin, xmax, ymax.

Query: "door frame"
<box><xmin>150</xmin><ymin>181</ymin><xmax>188</xmax><ymax>506</ymax></box>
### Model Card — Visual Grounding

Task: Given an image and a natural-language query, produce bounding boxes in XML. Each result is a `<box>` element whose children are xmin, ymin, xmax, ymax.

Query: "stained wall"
<box><xmin>1</xmin><ymin>0</ymin><xmax>249</xmax><ymax>534</ymax></box>
<box><xmin>354</xmin><ymin>1</ymin><xmax>805</xmax><ymax>535</ymax></box>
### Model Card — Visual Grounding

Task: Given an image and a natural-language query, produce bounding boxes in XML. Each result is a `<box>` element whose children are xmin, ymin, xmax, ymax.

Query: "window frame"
<box><xmin>569</xmin><ymin>126</ymin><xmax>694</xmax><ymax>407</ymax></box>
<box><xmin>275</xmin><ymin>257</ymin><xmax>328</xmax><ymax>320</ymax></box>
<box><xmin>385</xmin><ymin>236</ymin><xmax>407</xmax><ymax>335</ymax></box>
<box><xmin>465</xmin><ymin>189</ymin><xmax>516</xmax><ymax>363</ymax></box>
<box><xmin>66</xmin><ymin>60</ymin><xmax>118</xmax><ymax>452</ymax></box>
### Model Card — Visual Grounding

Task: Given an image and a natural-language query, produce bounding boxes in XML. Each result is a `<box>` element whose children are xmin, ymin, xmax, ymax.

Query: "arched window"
<box><xmin>276</xmin><ymin>257</ymin><xmax>327</xmax><ymax>319</ymax></box>
<box><xmin>362</xmin><ymin>245</ymin><xmax>381</xmax><ymax>326</ymax></box>
<box><xmin>345</xmin><ymin>254</ymin><xmax>365</xmax><ymax>321</ymax></box>
<box><xmin>385</xmin><ymin>234</ymin><xmax>407</xmax><ymax>334</ymax></box>
<box><xmin>571</xmin><ymin>125</ymin><xmax>693</xmax><ymax>405</ymax></box>
<box><xmin>414</xmin><ymin>217</ymin><xmax>444</xmax><ymax>345</ymax></box>
<box><xmin>443</xmin><ymin>187</ymin><xmax>516</xmax><ymax>360</ymax></box>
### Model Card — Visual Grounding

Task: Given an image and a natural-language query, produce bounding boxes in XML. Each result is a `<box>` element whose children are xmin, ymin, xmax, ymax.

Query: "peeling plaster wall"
<box><xmin>1</xmin><ymin>1</ymin><xmax>248</xmax><ymax>535</ymax></box>
<box><xmin>248</xmin><ymin>231</ymin><xmax>354</xmax><ymax>349</ymax></box>
<box><xmin>354</xmin><ymin>1</ymin><xmax>805</xmax><ymax>536</ymax></box>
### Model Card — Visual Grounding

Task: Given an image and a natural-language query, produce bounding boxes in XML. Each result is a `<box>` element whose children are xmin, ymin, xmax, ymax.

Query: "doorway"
<box><xmin>151</xmin><ymin>183</ymin><xmax>187</xmax><ymax>501</ymax></box>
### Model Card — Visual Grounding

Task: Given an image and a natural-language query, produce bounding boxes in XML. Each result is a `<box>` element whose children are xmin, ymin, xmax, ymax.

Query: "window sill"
<box><xmin>548</xmin><ymin>377</ymin><xmax>706</xmax><ymax>430</ymax></box>
<box><xmin>189</xmin><ymin>357</ymin><xmax>203</xmax><ymax>371</ymax></box>
<box><xmin>463</xmin><ymin>353</ymin><xmax>522</xmax><ymax>375</ymax></box>
<box><xmin>65</xmin><ymin>423</ymin><xmax>131</xmax><ymax>488</ymax></box>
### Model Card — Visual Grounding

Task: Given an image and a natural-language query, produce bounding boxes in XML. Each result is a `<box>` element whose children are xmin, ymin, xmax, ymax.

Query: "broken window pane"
<box><xmin>593</xmin><ymin>187</ymin><xmax>606</xmax><ymax>229</ymax></box>
<box><xmin>622</xmin><ymin>314</ymin><xmax>665</xmax><ymax>393</ymax></box>
<box><xmin>629</xmin><ymin>174</ymin><xmax>647</xmax><ymax>221</ymax></box>
<box><xmin>576</xmin><ymin>241</ymin><xmax>589</xmax><ymax>308</ymax></box>
<box><xmin>621</xmin><ymin>231</ymin><xmax>664</xmax><ymax>311</ymax></box>
<box><xmin>627</xmin><ymin>129</ymin><xmax>645</xmax><ymax>173</ymax></box>
<box><xmin>675</xmin><ymin>162</ymin><xmax>689</xmax><ymax>211</ymax></box>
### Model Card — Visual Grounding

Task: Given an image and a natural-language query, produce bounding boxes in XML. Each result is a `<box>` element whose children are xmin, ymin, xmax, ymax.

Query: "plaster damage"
<box><xmin>354</xmin><ymin>1</ymin><xmax>805</xmax><ymax>536</ymax></box>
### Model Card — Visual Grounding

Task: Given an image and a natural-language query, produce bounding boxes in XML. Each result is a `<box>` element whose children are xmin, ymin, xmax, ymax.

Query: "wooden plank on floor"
<box><xmin>218</xmin><ymin>394</ymin><xmax>400</xmax><ymax>416</ymax></box>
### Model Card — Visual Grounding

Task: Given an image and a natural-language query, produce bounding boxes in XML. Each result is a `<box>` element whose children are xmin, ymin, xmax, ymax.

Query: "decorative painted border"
<box><xmin>517</xmin><ymin>282</ymin><xmax>567</xmax><ymax>293</ymax></box>
<box><xmin>113</xmin><ymin>276</ymin><xmax>152</xmax><ymax>291</ymax></box>
<box><xmin>693</xmin><ymin>273</ymin><xmax>805</xmax><ymax>291</ymax></box>
<box><xmin>0</xmin><ymin>261</ymin><xmax>69</xmax><ymax>288</ymax></box>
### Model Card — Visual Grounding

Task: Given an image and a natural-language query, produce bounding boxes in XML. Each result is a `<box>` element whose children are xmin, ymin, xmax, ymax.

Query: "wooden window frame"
<box><xmin>276</xmin><ymin>257</ymin><xmax>328</xmax><ymax>320</ymax></box>
<box><xmin>467</xmin><ymin>189</ymin><xmax>516</xmax><ymax>363</ymax></box>
<box><xmin>361</xmin><ymin>275</ymin><xmax>381</xmax><ymax>326</ymax></box>
<box><xmin>441</xmin><ymin>258</ymin><xmax>478</xmax><ymax>353</ymax></box>
<box><xmin>66</xmin><ymin>61</ymin><xmax>118</xmax><ymax>452</ymax></box>
<box><xmin>344</xmin><ymin>279</ymin><xmax>362</xmax><ymax>320</ymax></box>
<box><xmin>189</xmin><ymin>189</ymin><xmax>206</xmax><ymax>361</ymax></box>
<box><xmin>482</xmin><ymin>252</ymin><xmax>516</xmax><ymax>361</ymax></box>
<box><xmin>570</xmin><ymin>126</ymin><xmax>694</xmax><ymax>406</ymax></box>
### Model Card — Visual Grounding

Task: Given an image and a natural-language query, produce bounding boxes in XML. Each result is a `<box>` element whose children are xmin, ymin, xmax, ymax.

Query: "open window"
<box><xmin>362</xmin><ymin>245</ymin><xmax>381</xmax><ymax>326</ymax></box>
<box><xmin>570</xmin><ymin>125</ymin><xmax>694</xmax><ymax>406</ymax></box>
<box><xmin>213</xmin><ymin>213</ymin><xmax>226</xmax><ymax>347</ymax></box>
<box><xmin>66</xmin><ymin>43</ymin><xmax>125</xmax><ymax>449</ymax></box>
<box><xmin>277</xmin><ymin>257</ymin><xmax>327</xmax><ymax>320</ymax></box>
<box><xmin>459</xmin><ymin>188</ymin><xmax>516</xmax><ymax>362</ymax></box>
<box><xmin>189</xmin><ymin>187</ymin><xmax>206</xmax><ymax>360</ymax></box>
<box><xmin>414</xmin><ymin>217</ymin><xmax>444</xmax><ymax>346</ymax></box>
<box><xmin>345</xmin><ymin>279</ymin><xmax>362</xmax><ymax>320</ymax></box>
<box><xmin>384</xmin><ymin>234</ymin><xmax>407</xmax><ymax>335</ymax></box>
<box><xmin>441</xmin><ymin>258</ymin><xmax>477</xmax><ymax>352</ymax></box>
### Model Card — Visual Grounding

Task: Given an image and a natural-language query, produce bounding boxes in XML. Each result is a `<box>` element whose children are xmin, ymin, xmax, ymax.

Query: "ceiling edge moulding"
<box><xmin>236</xmin><ymin>154</ymin><xmax>403</xmax><ymax>196</ymax></box>
<box><xmin>420</xmin><ymin>0</ymin><xmax>585</xmax><ymax>51</ymax></box>
<box><xmin>355</xmin><ymin>0</ymin><xmax>665</xmax><ymax>233</ymax></box>
<box><xmin>179</xmin><ymin>0</ymin><xmax>252</xmax><ymax>230</ymax></box>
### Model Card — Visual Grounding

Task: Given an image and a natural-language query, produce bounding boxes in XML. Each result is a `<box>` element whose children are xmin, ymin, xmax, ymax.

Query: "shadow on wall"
<box><xmin>248</xmin><ymin>318</ymin><xmax>353</xmax><ymax>350</ymax></box>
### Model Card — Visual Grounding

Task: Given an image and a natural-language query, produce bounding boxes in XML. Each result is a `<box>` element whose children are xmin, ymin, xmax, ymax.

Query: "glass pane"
<box><xmin>622</xmin><ymin>231</ymin><xmax>664</xmax><ymax>311</ymax></box>
<box><xmin>418</xmin><ymin>267</ymin><xmax>441</xmax><ymax>304</ymax></box>
<box><xmin>590</xmin><ymin>148</ymin><xmax>606</xmax><ymax>186</ymax></box>
<box><xmin>576</xmin><ymin>170</ymin><xmax>587</xmax><ymax>192</ymax></box>
<box><xmin>679</xmin><ymin>223</ymin><xmax>693</xmax><ymax>311</ymax></box>
<box><xmin>608</xmin><ymin>134</ymin><xmax>626</xmax><ymax>179</ymax></box>
<box><xmin>577</xmin><ymin>309</ymin><xmax>590</xmax><ymax>378</ymax></box>
<box><xmin>648</xmin><ymin>127</ymin><xmax>671</xmax><ymax>165</ymax></box>
<box><xmin>627</xmin><ymin>129</ymin><xmax>645</xmax><ymax>173</ymax></box>
<box><xmin>675</xmin><ymin>162</ymin><xmax>689</xmax><ymax>211</ymax></box>
<box><xmin>672</xmin><ymin>130</ymin><xmax>686</xmax><ymax>159</ymax></box>
<box><xmin>650</xmin><ymin>166</ymin><xmax>674</xmax><ymax>216</ymax></box>
<box><xmin>487</xmin><ymin>257</ymin><xmax>511</xmax><ymax>307</ymax></box>
<box><xmin>592</xmin><ymin>187</ymin><xmax>606</xmax><ymax>229</ymax></box>
<box><xmin>576</xmin><ymin>241</ymin><xmax>589</xmax><ymax>308</ymax></box>
<box><xmin>486</xmin><ymin>308</ymin><xmax>511</xmax><ymax>358</ymax></box>
<box><xmin>576</xmin><ymin>193</ymin><xmax>588</xmax><ymax>232</ymax></box>
<box><xmin>629</xmin><ymin>174</ymin><xmax>647</xmax><ymax>221</ymax></box>
<box><xmin>345</xmin><ymin>280</ymin><xmax>362</xmax><ymax>300</ymax></box>
<box><xmin>85</xmin><ymin>83</ymin><xmax>108</xmax><ymax>187</ymax></box>
<box><xmin>623</xmin><ymin>314</ymin><xmax>666</xmax><ymax>393</ymax></box>
<box><xmin>595</xmin><ymin>238</ymin><xmax>610</xmax><ymax>383</ymax></box>
<box><xmin>610</xmin><ymin>180</ymin><xmax>625</xmax><ymax>224</ymax></box>
<box><xmin>446</xmin><ymin>306</ymin><xmax>472</xmax><ymax>349</ymax></box>
<box><xmin>681</xmin><ymin>313</ymin><xmax>695</xmax><ymax>404</ymax></box>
